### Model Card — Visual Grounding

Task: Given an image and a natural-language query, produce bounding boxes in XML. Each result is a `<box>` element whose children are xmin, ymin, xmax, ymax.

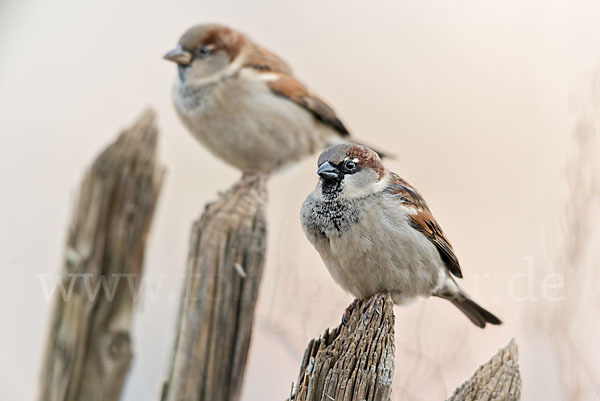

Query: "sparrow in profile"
<box><xmin>164</xmin><ymin>24</ymin><xmax>377</xmax><ymax>174</ymax></box>
<box><xmin>300</xmin><ymin>143</ymin><xmax>502</xmax><ymax>328</ymax></box>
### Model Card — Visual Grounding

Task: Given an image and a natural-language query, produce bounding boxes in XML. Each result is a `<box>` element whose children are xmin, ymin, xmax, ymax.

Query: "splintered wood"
<box><xmin>293</xmin><ymin>295</ymin><xmax>396</xmax><ymax>401</ymax></box>
<box><xmin>447</xmin><ymin>339</ymin><xmax>521</xmax><ymax>401</ymax></box>
<box><xmin>161</xmin><ymin>177</ymin><xmax>267</xmax><ymax>401</ymax></box>
<box><xmin>290</xmin><ymin>296</ymin><xmax>521</xmax><ymax>401</ymax></box>
<box><xmin>38</xmin><ymin>109</ymin><xmax>165</xmax><ymax>401</ymax></box>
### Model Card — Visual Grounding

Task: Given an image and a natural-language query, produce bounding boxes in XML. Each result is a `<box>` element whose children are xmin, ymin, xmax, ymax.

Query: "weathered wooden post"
<box><xmin>289</xmin><ymin>292</ymin><xmax>521</xmax><ymax>401</ymax></box>
<box><xmin>160</xmin><ymin>177</ymin><xmax>267</xmax><ymax>401</ymax></box>
<box><xmin>447</xmin><ymin>339</ymin><xmax>521</xmax><ymax>401</ymax></box>
<box><xmin>291</xmin><ymin>295</ymin><xmax>395</xmax><ymax>401</ymax></box>
<box><xmin>38</xmin><ymin>109</ymin><xmax>165</xmax><ymax>401</ymax></box>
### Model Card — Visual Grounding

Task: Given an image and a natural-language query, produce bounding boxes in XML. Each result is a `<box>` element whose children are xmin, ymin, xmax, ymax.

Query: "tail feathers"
<box><xmin>446</xmin><ymin>293</ymin><xmax>502</xmax><ymax>329</ymax></box>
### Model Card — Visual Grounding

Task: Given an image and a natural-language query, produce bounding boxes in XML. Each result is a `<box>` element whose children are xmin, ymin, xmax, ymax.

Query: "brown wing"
<box><xmin>386</xmin><ymin>174</ymin><xmax>463</xmax><ymax>278</ymax></box>
<box><xmin>243</xmin><ymin>45</ymin><xmax>350</xmax><ymax>136</ymax></box>
<box><xmin>244</xmin><ymin>44</ymin><xmax>293</xmax><ymax>74</ymax></box>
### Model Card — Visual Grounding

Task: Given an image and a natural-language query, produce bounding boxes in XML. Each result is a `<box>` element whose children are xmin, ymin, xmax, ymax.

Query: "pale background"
<box><xmin>1</xmin><ymin>0</ymin><xmax>599</xmax><ymax>400</ymax></box>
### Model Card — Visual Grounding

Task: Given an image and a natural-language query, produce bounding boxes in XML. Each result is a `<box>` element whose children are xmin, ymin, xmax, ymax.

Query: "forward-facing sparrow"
<box><xmin>164</xmin><ymin>24</ymin><xmax>378</xmax><ymax>174</ymax></box>
<box><xmin>301</xmin><ymin>143</ymin><xmax>502</xmax><ymax>328</ymax></box>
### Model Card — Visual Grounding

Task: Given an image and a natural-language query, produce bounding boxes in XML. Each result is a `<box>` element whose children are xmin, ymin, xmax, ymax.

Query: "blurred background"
<box><xmin>1</xmin><ymin>0</ymin><xmax>599</xmax><ymax>399</ymax></box>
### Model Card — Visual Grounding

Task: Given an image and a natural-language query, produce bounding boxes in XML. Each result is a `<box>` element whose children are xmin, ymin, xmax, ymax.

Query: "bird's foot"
<box><xmin>362</xmin><ymin>293</ymin><xmax>384</xmax><ymax>325</ymax></box>
<box><xmin>240</xmin><ymin>171</ymin><xmax>271</xmax><ymax>186</ymax></box>
<box><xmin>341</xmin><ymin>298</ymin><xmax>360</xmax><ymax>327</ymax></box>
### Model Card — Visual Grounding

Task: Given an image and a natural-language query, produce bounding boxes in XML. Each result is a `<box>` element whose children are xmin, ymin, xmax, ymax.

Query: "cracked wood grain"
<box><xmin>161</xmin><ymin>177</ymin><xmax>268</xmax><ymax>401</ymax></box>
<box><xmin>447</xmin><ymin>339</ymin><xmax>521</xmax><ymax>401</ymax></box>
<box><xmin>291</xmin><ymin>297</ymin><xmax>520</xmax><ymax>401</ymax></box>
<box><xmin>292</xmin><ymin>294</ymin><xmax>395</xmax><ymax>401</ymax></box>
<box><xmin>38</xmin><ymin>109</ymin><xmax>165</xmax><ymax>401</ymax></box>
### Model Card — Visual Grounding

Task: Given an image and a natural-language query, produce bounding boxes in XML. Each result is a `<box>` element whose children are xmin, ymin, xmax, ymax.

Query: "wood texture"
<box><xmin>447</xmin><ymin>339</ymin><xmax>521</xmax><ymax>401</ymax></box>
<box><xmin>291</xmin><ymin>296</ymin><xmax>520</xmax><ymax>401</ymax></box>
<box><xmin>292</xmin><ymin>295</ymin><xmax>396</xmax><ymax>401</ymax></box>
<box><xmin>161</xmin><ymin>177</ymin><xmax>268</xmax><ymax>401</ymax></box>
<box><xmin>38</xmin><ymin>109</ymin><xmax>165</xmax><ymax>401</ymax></box>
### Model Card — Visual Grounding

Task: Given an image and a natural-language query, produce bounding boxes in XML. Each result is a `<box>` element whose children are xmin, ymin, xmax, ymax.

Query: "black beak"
<box><xmin>317</xmin><ymin>162</ymin><xmax>341</xmax><ymax>181</ymax></box>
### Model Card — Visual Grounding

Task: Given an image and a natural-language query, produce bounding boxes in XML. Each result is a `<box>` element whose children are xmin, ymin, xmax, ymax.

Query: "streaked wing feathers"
<box><xmin>244</xmin><ymin>44</ymin><xmax>293</xmax><ymax>74</ymax></box>
<box><xmin>387</xmin><ymin>173</ymin><xmax>463</xmax><ymax>278</ymax></box>
<box><xmin>243</xmin><ymin>44</ymin><xmax>349</xmax><ymax>136</ymax></box>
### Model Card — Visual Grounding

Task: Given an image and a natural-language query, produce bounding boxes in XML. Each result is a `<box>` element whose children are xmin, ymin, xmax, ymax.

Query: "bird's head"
<box><xmin>315</xmin><ymin>143</ymin><xmax>387</xmax><ymax>200</ymax></box>
<box><xmin>164</xmin><ymin>24</ymin><xmax>247</xmax><ymax>83</ymax></box>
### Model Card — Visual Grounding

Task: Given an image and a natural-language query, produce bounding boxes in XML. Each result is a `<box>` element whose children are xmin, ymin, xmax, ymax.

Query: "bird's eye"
<box><xmin>198</xmin><ymin>44</ymin><xmax>214</xmax><ymax>56</ymax></box>
<box><xmin>344</xmin><ymin>160</ymin><xmax>356</xmax><ymax>170</ymax></box>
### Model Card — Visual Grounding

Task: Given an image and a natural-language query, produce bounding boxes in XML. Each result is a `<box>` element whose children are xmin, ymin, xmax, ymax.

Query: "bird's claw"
<box><xmin>362</xmin><ymin>293</ymin><xmax>383</xmax><ymax>324</ymax></box>
<box><xmin>342</xmin><ymin>312</ymin><xmax>350</xmax><ymax>327</ymax></box>
<box><xmin>341</xmin><ymin>298</ymin><xmax>360</xmax><ymax>327</ymax></box>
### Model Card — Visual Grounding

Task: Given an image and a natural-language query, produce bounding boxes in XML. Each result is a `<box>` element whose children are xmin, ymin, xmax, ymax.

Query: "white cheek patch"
<box><xmin>341</xmin><ymin>172</ymin><xmax>390</xmax><ymax>199</ymax></box>
<box><xmin>371</xmin><ymin>174</ymin><xmax>390</xmax><ymax>192</ymax></box>
<box><xmin>185</xmin><ymin>51</ymin><xmax>247</xmax><ymax>86</ymax></box>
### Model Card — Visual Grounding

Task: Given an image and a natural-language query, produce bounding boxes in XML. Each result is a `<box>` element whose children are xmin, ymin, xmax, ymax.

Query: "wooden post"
<box><xmin>447</xmin><ymin>339</ymin><xmax>521</xmax><ymax>401</ymax></box>
<box><xmin>290</xmin><ymin>296</ymin><xmax>521</xmax><ymax>401</ymax></box>
<box><xmin>161</xmin><ymin>177</ymin><xmax>268</xmax><ymax>401</ymax></box>
<box><xmin>292</xmin><ymin>295</ymin><xmax>396</xmax><ymax>401</ymax></box>
<box><xmin>38</xmin><ymin>109</ymin><xmax>165</xmax><ymax>401</ymax></box>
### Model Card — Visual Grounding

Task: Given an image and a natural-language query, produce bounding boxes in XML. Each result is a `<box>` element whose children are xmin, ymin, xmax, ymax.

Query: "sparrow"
<box><xmin>300</xmin><ymin>143</ymin><xmax>502</xmax><ymax>328</ymax></box>
<box><xmin>164</xmin><ymin>24</ymin><xmax>377</xmax><ymax>174</ymax></box>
